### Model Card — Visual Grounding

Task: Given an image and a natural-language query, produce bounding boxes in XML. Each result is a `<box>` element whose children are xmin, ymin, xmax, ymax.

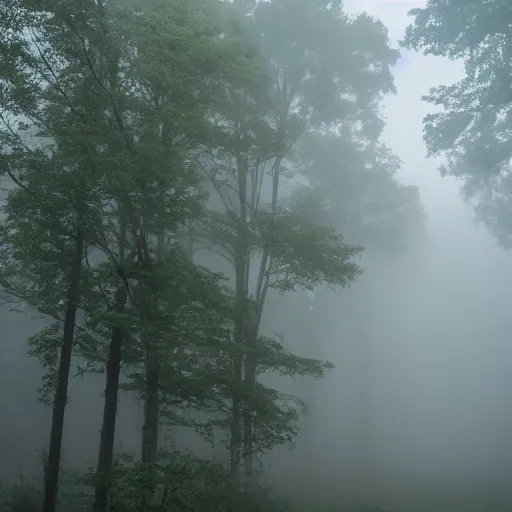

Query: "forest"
<box><xmin>0</xmin><ymin>0</ymin><xmax>511</xmax><ymax>511</ymax></box>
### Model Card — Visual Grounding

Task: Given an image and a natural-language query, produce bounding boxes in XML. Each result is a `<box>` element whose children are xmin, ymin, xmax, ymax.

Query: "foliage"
<box><xmin>291</xmin><ymin>132</ymin><xmax>424</xmax><ymax>255</ymax></box>
<box><xmin>252</xmin><ymin>0</ymin><xmax>398</xmax><ymax>133</ymax></box>
<box><xmin>196</xmin><ymin>0</ymin><xmax>409</xmax><ymax>472</ymax></box>
<box><xmin>59</xmin><ymin>450</ymin><xmax>292</xmax><ymax>512</ymax></box>
<box><xmin>402</xmin><ymin>0</ymin><xmax>512</xmax><ymax>248</ymax></box>
<box><xmin>257</xmin><ymin>208</ymin><xmax>363</xmax><ymax>292</ymax></box>
<box><xmin>0</xmin><ymin>483</ymin><xmax>41</xmax><ymax>512</ymax></box>
<box><xmin>0</xmin><ymin>0</ymin><xmax>421</xmax><ymax>507</ymax></box>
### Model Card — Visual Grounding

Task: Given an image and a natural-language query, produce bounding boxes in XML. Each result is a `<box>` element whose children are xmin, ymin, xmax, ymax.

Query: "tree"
<box><xmin>0</xmin><ymin>2</ymin><xmax>233</xmax><ymax>511</ymax></box>
<box><xmin>1</xmin><ymin>0</ymin><xmax>264</xmax><ymax>509</ymax></box>
<box><xmin>291</xmin><ymin>130</ymin><xmax>424</xmax><ymax>257</ymax></box>
<box><xmin>0</xmin><ymin>4</ymin><xmax>111</xmax><ymax>510</ymax></box>
<box><xmin>0</xmin><ymin>0</ymin><xmax>418</xmax><ymax>509</ymax></box>
<box><xmin>402</xmin><ymin>0</ymin><xmax>512</xmax><ymax>247</ymax></box>
<box><xmin>78</xmin><ymin>244</ymin><xmax>237</xmax><ymax>508</ymax></box>
<box><xmin>192</xmin><ymin>0</ymin><xmax>405</xmax><ymax>477</ymax></box>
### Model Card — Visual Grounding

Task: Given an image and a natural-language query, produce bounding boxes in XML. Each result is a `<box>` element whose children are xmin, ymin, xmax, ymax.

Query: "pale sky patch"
<box><xmin>345</xmin><ymin>0</ymin><xmax>470</xmax><ymax>227</ymax></box>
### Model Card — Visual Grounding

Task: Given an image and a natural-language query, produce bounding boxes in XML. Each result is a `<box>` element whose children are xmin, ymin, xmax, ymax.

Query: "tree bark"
<box><xmin>140</xmin><ymin>353</ymin><xmax>160</xmax><ymax>509</ymax></box>
<box><xmin>231</xmin><ymin>214</ymin><xmax>249</xmax><ymax>476</ymax></box>
<box><xmin>230</xmin><ymin>351</ymin><xmax>243</xmax><ymax>476</ymax></box>
<box><xmin>141</xmin><ymin>357</ymin><xmax>159</xmax><ymax>465</ymax></box>
<box><xmin>242</xmin><ymin>153</ymin><xmax>283</xmax><ymax>475</ymax></box>
<box><xmin>242</xmin><ymin>344</ymin><xmax>257</xmax><ymax>475</ymax></box>
<box><xmin>230</xmin><ymin>142</ymin><xmax>250</xmax><ymax>476</ymax></box>
<box><xmin>92</xmin><ymin>285</ymin><xmax>126</xmax><ymax>512</ymax></box>
<box><xmin>43</xmin><ymin>233</ymin><xmax>83</xmax><ymax>512</ymax></box>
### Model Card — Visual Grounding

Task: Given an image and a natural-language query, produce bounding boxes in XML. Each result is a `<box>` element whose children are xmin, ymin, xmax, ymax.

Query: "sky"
<box><xmin>346</xmin><ymin>0</ymin><xmax>468</xmax><ymax>224</ymax></box>
<box><xmin>343</xmin><ymin>0</ymin><xmax>512</xmax><ymax>268</ymax></box>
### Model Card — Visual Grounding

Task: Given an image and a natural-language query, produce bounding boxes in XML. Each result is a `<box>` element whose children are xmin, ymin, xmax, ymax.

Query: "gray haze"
<box><xmin>277</xmin><ymin>0</ymin><xmax>512</xmax><ymax>508</ymax></box>
<box><xmin>1</xmin><ymin>1</ymin><xmax>512</xmax><ymax>511</ymax></box>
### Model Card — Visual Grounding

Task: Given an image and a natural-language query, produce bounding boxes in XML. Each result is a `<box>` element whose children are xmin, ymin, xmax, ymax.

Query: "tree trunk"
<box><xmin>242</xmin><ymin>345</ymin><xmax>257</xmax><ymax>475</ymax></box>
<box><xmin>92</xmin><ymin>285</ymin><xmax>126</xmax><ymax>512</ymax></box>
<box><xmin>142</xmin><ymin>232</ymin><xmax>160</xmax><ymax>465</ymax></box>
<box><xmin>230</xmin><ymin>351</ymin><xmax>243</xmax><ymax>476</ymax></box>
<box><xmin>141</xmin><ymin>358</ymin><xmax>159</xmax><ymax>465</ymax></box>
<box><xmin>231</xmin><ymin>217</ymin><xmax>248</xmax><ymax>476</ymax></box>
<box><xmin>230</xmin><ymin>302</ymin><xmax>244</xmax><ymax>476</ymax></box>
<box><xmin>242</xmin><ymin>154</ymin><xmax>283</xmax><ymax>476</ymax></box>
<box><xmin>140</xmin><ymin>353</ymin><xmax>160</xmax><ymax>509</ymax></box>
<box><xmin>43</xmin><ymin>233</ymin><xmax>83</xmax><ymax>512</ymax></box>
<box><xmin>231</xmin><ymin>145</ymin><xmax>250</xmax><ymax>476</ymax></box>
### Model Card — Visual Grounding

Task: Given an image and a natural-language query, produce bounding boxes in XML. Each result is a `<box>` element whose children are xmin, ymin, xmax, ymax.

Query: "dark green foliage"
<box><xmin>0</xmin><ymin>0</ymin><xmax>420</xmax><ymax>508</ymax></box>
<box><xmin>59</xmin><ymin>450</ymin><xmax>291</xmax><ymax>512</ymax></box>
<box><xmin>257</xmin><ymin>208</ymin><xmax>363</xmax><ymax>292</ymax></box>
<box><xmin>0</xmin><ymin>483</ymin><xmax>41</xmax><ymax>512</ymax></box>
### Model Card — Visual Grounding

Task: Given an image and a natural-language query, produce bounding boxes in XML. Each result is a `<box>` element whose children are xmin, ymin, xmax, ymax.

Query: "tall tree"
<box><xmin>194</xmin><ymin>0</ymin><xmax>403</xmax><ymax>477</ymax></box>
<box><xmin>242</xmin><ymin>0</ymin><xmax>401</xmax><ymax>473</ymax></box>
<box><xmin>402</xmin><ymin>0</ymin><xmax>512</xmax><ymax>247</ymax></box>
<box><xmin>2</xmin><ymin>1</ymin><xmax>249</xmax><ymax>510</ymax></box>
<box><xmin>1</xmin><ymin>0</ymin><xmax>264</xmax><ymax>509</ymax></box>
<box><xmin>0</xmin><ymin>4</ymin><xmax>110</xmax><ymax>510</ymax></box>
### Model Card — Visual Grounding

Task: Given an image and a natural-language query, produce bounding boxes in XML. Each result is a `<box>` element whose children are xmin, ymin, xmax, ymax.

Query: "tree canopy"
<box><xmin>403</xmin><ymin>0</ymin><xmax>512</xmax><ymax>248</ymax></box>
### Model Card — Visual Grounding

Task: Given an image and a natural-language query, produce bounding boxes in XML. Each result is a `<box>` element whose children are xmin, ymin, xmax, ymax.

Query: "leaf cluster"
<box><xmin>60</xmin><ymin>450</ymin><xmax>291</xmax><ymax>512</ymax></box>
<box><xmin>402</xmin><ymin>0</ymin><xmax>512</xmax><ymax>248</ymax></box>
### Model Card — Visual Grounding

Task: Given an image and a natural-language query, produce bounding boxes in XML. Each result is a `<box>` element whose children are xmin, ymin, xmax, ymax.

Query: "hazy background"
<box><xmin>2</xmin><ymin>1</ymin><xmax>512</xmax><ymax>511</ymax></box>
<box><xmin>271</xmin><ymin>0</ymin><xmax>512</xmax><ymax>508</ymax></box>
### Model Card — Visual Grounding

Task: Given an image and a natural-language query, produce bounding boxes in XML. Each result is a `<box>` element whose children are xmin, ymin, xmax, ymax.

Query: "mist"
<box><xmin>1</xmin><ymin>0</ymin><xmax>512</xmax><ymax>511</ymax></box>
<box><xmin>275</xmin><ymin>1</ymin><xmax>512</xmax><ymax>508</ymax></box>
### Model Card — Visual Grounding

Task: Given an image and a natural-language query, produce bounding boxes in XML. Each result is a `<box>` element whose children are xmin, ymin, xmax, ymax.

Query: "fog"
<box><xmin>1</xmin><ymin>1</ymin><xmax>512</xmax><ymax>511</ymax></box>
<box><xmin>274</xmin><ymin>1</ymin><xmax>512</xmax><ymax>508</ymax></box>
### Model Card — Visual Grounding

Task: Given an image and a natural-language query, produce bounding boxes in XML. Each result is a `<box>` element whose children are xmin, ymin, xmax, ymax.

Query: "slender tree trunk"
<box><xmin>186</xmin><ymin>225</ymin><xmax>194</xmax><ymax>260</ymax></box>
<box><xmin>242</xmin><ymin>153</ymin><xmax>284</xmax><ymax>475</ymax></box>
<box><xmin>43</xmin><ymin>233</ymin><xmax>84</xmax><ymax>512</ymax></box>
<box><xmin>230</xmin><ymin>278</ymin><xmax>245</xmax><ymax>475</ymax></box>
<box><xmin>231</xmin><ymin>144</ymin><xmax>250</xmax><ymax>476</ymax></box>
<box><xmin>92</xmin><ymin>285</ymin><xmax>126</xmax><ymax>512</ymax></box>
<box><xmin>142</xmin><ymin>232</ymin><xmax>162</xmax><ymax>467</ymax></box>
<box><xmin>242</xmin><ymin>341</ymin><xmax>257</xmax><ymax>475</ymax></box>
<box><xmin>230</xmin><ymin>352</ymin><xmax>243</xmax><ymax>475</ymax></box>
<box><xmin>140</xmin><ymin>352</ymin><xmax>160</xmax><ymax>509</ymax></box>
<box><xmin>141</xmin><ymin>372</ymin><xmax>159</xmax><ymax>462</ymax></box>
<box><xmin>141</xmin><ymin>357</ymin><xmax>159</xmax><ymax>465</ymax></box>
<box><xmin>231</xmin><ymin>228</ymin><xmax>248</xmax><ymax>475</ymax></box>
